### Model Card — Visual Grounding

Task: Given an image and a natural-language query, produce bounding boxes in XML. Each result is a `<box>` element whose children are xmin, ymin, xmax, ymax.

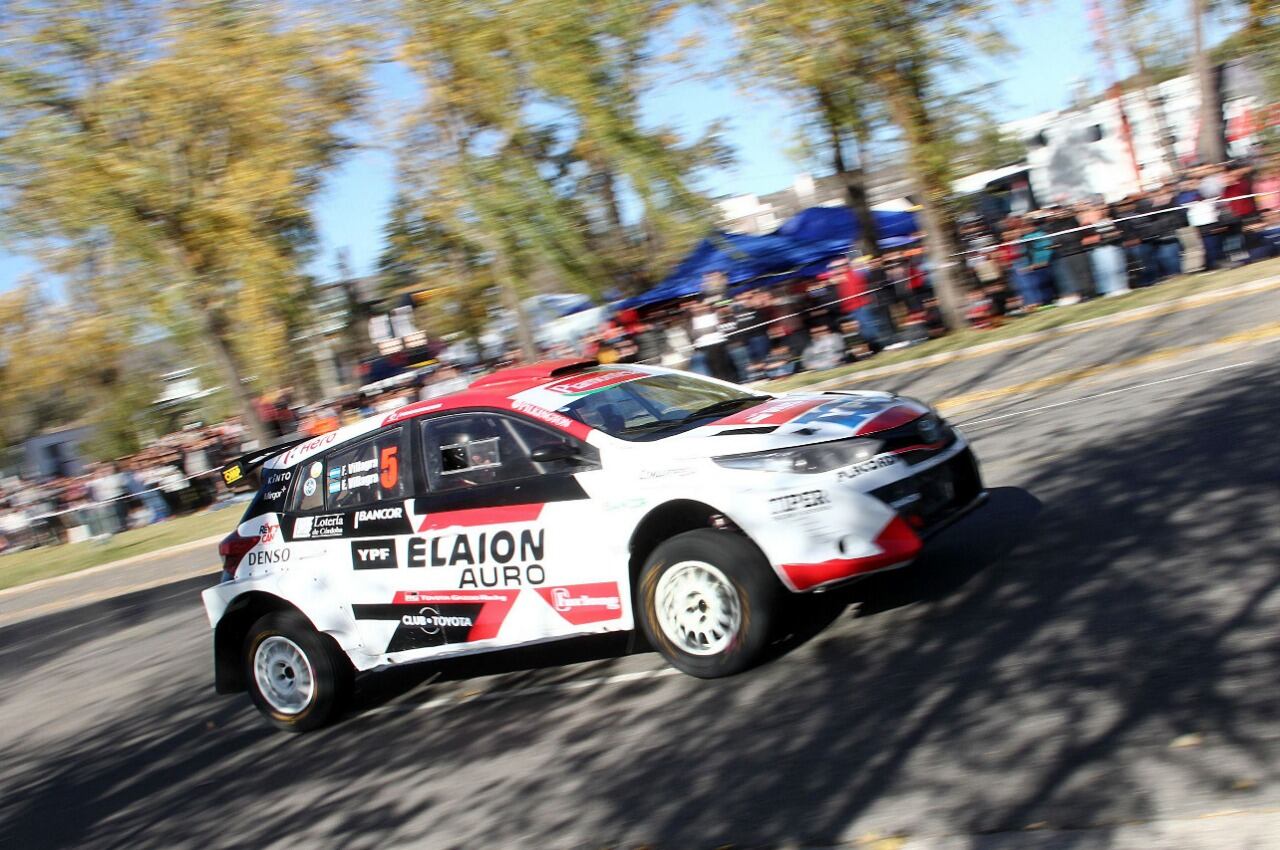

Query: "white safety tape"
<box><xmin>949</xmin><ymin>190</ymin><xmax>1280</xmax><ymax>257</ymax></box>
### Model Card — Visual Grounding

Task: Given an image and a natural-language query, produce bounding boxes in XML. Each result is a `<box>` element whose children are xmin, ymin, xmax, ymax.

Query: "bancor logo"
<box><xmin>537</xmin><ymin>583</ymin><xmax>623</xmax><ymax>625</ymax></box>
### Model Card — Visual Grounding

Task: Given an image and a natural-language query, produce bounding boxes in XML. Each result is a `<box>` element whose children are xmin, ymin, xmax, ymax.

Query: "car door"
<box><xmin>378</xmin><ymin>410</ymin><xmax>632</xmax><ymax>662</ymax></box>
<box><xmin>283</xmin><ymin>425</ymin><xmax>420</xmax><ymax>659</ymax></box>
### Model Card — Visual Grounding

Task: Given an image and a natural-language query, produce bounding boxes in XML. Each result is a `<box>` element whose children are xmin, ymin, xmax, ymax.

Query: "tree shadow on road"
<box><xmin>2</xmin><ymin>361</ymin><xmax>1278</xmax><ymax>849</ymax></box>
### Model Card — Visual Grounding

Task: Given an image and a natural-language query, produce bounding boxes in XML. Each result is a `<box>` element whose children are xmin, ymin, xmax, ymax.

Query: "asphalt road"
<box><xmin>3</xmin><ymin>311</ymin><xmax>1279</xmax><ymax>848</ymax></box>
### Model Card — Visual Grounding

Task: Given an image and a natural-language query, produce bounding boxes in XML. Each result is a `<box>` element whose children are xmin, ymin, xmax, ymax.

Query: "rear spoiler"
<box><xmin>221</xmin><ymin>435</ymin><xmax>309</xmax><ymax>490</ymax></box>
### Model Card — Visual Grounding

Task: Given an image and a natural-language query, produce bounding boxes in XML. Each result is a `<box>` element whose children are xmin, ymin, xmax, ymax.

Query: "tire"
<box><xmin>637</xmin><ymin>528</ymin><xmax>779</xmax><ymax>678</ymax></box>
<box><xmin>243</xmin><ymin>610</ymin><xmax>352</xmax><ymax>733</ymax></box>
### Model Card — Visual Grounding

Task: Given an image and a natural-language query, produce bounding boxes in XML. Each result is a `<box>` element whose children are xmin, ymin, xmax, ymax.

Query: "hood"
<box><xmin>634</xmin><ymin>391</ymin><xmax>932</xmax><ymax>460</ymax></box>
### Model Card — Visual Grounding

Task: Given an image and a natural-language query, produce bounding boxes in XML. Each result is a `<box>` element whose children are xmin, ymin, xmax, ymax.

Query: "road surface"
<box><xmin>2</xmin><ymin>292</ymin><xmax>1279</xmax><ymax>849</ymax></box>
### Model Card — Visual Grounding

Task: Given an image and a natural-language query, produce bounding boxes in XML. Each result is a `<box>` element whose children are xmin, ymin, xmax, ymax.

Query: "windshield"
<box><xmin>555</xmin><ymin>373</ymin><xmax>768</xmax><ymax>440</ymax></box>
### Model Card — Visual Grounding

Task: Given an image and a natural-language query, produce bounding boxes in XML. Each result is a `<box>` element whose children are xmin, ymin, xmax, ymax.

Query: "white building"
<box><xmin>717</xmin><ymin>60</ymin><xmax>1272</xmax><ymax>221</ymax></box>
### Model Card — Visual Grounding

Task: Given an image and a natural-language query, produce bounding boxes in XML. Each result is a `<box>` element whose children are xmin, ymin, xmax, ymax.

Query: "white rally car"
<box><xmin>207</xmin><ymin>360</ymin><xmax>985</xmax><ymax>731</ymax></box>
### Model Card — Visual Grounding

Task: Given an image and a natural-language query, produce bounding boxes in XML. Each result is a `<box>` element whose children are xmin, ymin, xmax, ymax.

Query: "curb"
<box><xmin>0</xmin><ymin>563</ymin><xmax>219</xmax><ymax>630</ymax></box>
<box><xmin>0</xmin><ymin>531</ymin><xmax>227</xmax><ymax>600</ymax></box>
<box><xmin>787</xmin><ymin>273</ymin><xmax>1280</xmax><ymax>391</ymax></box>
<box><xmin>862</xmin><ymin>806</ymin><xmax>1280</xmax><ymax>849</ymax></box>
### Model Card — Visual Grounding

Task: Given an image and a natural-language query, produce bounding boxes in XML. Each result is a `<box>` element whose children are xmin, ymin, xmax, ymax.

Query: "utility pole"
<box><xmin>1087</xmin><ymin>0</ymin><xmax>1143</xmax><ymax>185</ymax></box>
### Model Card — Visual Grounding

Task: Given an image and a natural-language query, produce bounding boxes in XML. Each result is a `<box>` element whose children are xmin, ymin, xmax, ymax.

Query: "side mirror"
<box><xmin>530</xmin><ymin>442</ymin><xmax>580</xmax><ymax>464</ymax></box>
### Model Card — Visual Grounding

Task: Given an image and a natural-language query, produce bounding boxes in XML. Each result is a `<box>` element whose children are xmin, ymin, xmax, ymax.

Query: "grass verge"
<box><xmin>0</xmin><ymin>503</ymin><xmax>243</xmax><ymax>591</ymax></box>
<box><xmin>762</xmin><ymin>258</ymin><xmax>1280</xmax><ymax>392</ymax></box>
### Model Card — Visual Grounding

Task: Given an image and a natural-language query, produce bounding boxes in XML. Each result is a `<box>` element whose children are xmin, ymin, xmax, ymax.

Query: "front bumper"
<box><xmin>870</xmin><ymin>446</ymin><xmax>985</xmax><ymax>537</ymax></box>
<box><xmin>775</xmin><ymin>447</ymin><xmax>986</xmax><ymax>592</ymax></box>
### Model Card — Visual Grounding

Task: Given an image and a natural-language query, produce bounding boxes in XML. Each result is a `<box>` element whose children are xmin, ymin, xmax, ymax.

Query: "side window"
<box><xmin>293</xmin><ymin>428</ymin><xmax>408</xmax><ymax>512</ymax></box>
<box><xmin>421</xmin><ymin>413</ymin><xmax>579</xmax><ymax>492</ymax></box>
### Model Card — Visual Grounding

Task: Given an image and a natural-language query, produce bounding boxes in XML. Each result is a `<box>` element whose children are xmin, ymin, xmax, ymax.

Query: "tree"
<box><xmin>931</xmin><ymin>89</ymin><xmax>1029</xmax><ymax>174</ymax></box>
<box><xmin>375</xmin><ymin>191</ymin><xmax>490</xmax><ymax>345</ymax></box>
<box><xmin>0</xmin><ymin>277</ymin><xmax>156</xmax><ymax>458</ymax></box>
<box><xmin>394</xmin><ymin>0</ymin><xmax>725</xmax><ymax>358</ymax></box>
<box><xmin>728</xmin><ymin>3</ymin><xmax>886</xmax><ymax>258</ymax></box>
<box><xmin>0</xmin><ymin>0</ymin><xmax>370</xmax><ymax>442</ymax></box>
<box><xmin>729</xmin><ymin>0</ymin><xmax>1012</xmax><ymax>330</ymax></box>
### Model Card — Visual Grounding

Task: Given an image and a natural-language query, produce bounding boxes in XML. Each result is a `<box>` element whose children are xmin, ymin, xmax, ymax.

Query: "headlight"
<box><xmin>713</xmin><ymin>438</ymin><xmax>884</xmax><ymax>474</ymax></box>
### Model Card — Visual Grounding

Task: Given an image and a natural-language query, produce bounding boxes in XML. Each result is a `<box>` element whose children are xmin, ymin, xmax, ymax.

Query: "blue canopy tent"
<box><xmin>619</xmin><ymin>206</ymin><xmax>918</xmax><ymax>309</ymax></box>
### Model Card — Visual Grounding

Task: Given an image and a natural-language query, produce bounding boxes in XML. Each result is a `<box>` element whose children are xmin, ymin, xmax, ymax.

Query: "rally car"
<box><xmin>205</xmin><ymin>360</ymin><xmax>985</xmax><ymax>731</ymax></box>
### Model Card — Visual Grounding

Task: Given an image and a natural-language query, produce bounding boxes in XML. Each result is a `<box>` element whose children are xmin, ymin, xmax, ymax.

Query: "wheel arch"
<box><xmin>212</xmin><ymin>591</ymin><xmax>309</xmax><ymax>694</ymax></box>
<box><xmin>627</xmin><ymin>499</ymin><xmax>756</xmax><ymax>584</ymax></box>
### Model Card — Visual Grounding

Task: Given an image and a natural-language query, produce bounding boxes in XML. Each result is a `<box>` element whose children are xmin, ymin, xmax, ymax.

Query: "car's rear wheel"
<box><xmin>638</xmin><ymin>529</ymin><xmax>779</xmax><ymax>677</ymax></box>
<box><xmin>243</xmin><ymin>610</ymin><xmax>351</xmax><ymax>733</ymax></box>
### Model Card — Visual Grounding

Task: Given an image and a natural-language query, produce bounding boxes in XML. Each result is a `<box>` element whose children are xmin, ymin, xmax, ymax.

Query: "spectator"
<box><xmin>763</xmin><ymin>343</ymin><xmax>796</xmax><ymax>379</ymax></box>
<box><xmin>965</xmin><ymin>287</ymin><xmax>998</xmax><ymax>329</ymax></box>
<box><xmin>1048</xmin><ymin>207</ymin><xmax>1093</xmax><ymax>304</ymax></box>
<box><xmin>1195</xmin><ymin>164</ymin><xmax>1227</xmax><ymax>269</ymax></box>
<box><xmin>689</xmin><ymin>297</ymin><xmax>736</xmax><ymax>382</ymax></box>
<box><xmin>87</xmin><ymin>462</ymin><xmax>124</xmax><ymax>539</ymax></box>
<box><xmin>1256</xmin><ymin>159</ymin><xmax>1280</xmax><ymax>215</ymax></box>
<box><xmin>660</xmin><ymin>314</ymin><xmax>693</xmax><ymax>371</ymax></box>
<box><xmin>733</xmin><ymin>289</ymin><xmax>770</xmax><ymax>367</ymax></box>
<box><xmin>1023</xmin><ymin>214</ymin><xmax>1057</xmax><ymax>305</ymax></box>
<box><xmin>1173</xmin><ymin>177</ymin><xmax>1206</xmax><ymax>273</ymax></box>
<box><xmin>821</xmin><ymin>257</ymin><xmax>885</xmax><ymax>352</ymax></box>
<box><xmin>801</xmin><ymin>324</ymin><xmax>844</xmax><ymax>372</ymax></box>
<box><xmin>1083</xmin><ymin>201</ymin><xmax>1129</xmax><ymax>297</ymax></box>
<box><xmin>1222</xmin><ymin>163</ymin><xmax>1257</xmax><ymax>263</ymax></box>
<box><xmin>838</xmin><ymin>316</ymin><xmax>871</xmax><ymax>362</ymax></box>
<box><xmin>1148</xmin><ymin>188</ymin><xmax>1185</xmax><ymax>280</ymax></box>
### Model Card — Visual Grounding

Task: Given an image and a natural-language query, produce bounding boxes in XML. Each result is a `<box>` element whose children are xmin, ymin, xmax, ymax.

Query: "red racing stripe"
<box><xmin>417</xmin><ymin>503</ymin><xmax>545</xmax><ymax>532</ymax></box>
<box><xmin>854</xmin><ymin>404</ymin><xmax>926</xmax><ymax>436</ymax></box>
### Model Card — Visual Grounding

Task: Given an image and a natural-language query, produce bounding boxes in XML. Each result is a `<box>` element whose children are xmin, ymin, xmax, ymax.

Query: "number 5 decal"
<box><xmin>380</xmin><ymin>445</ymin><xmax>399</xmax><ymax>489</ymax></box>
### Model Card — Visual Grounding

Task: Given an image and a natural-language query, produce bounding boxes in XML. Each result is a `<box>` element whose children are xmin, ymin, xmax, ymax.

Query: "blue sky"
<box><xmin>0</xmin><ymin>0</ymin><xmax>1230</xmax><ymax>291</ymax></box>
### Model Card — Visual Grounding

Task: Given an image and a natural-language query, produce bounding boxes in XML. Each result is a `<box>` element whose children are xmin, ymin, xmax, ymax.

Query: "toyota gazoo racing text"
<box><xmin>205</xmin><ymin>360</ymin><xmax>986</xmax><ymax>731</ymax></box>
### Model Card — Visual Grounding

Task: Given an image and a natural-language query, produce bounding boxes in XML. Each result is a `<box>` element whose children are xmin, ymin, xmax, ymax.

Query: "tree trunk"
<box><xmin>203</xmin><ymin>307</ymin><xmax>269</xmax><ymax>445</ymax></box>
<box><xmin>491</xmin><ymin>244</ymin><xmax>537</xmax><ymax>361</ymax></box>
<box><xmin>884</xmin><ymin>82</ymin><xmax>966</xmax><ymax>330</ymax></box>
<box><xmin>1192</xmin><ymin>0</ymin><xmax>1226</xmax><ymax>163</ymax></box>
<box><xmin>819</xmin><ymin>90</ymin><xmax>881</xmax><ymax>260</ymax></box>
<box><xmin>597</xmin><ymin>166</ymin><xmax>636</xmax><ymax>292</ymax></box>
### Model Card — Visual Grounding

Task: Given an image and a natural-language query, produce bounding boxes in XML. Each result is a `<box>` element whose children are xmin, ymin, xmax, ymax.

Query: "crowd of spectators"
<box><xmin>558</xmin><ymin>158</ymin><xmax>1280</xmax><ymax>382</ymax></box>
<box><xmin>3</xmin><ymin>159</ymin><xmax>1278</xmax><ymax>556</ymax></box>
<box><xmin>0</xmin><ymin>422</ymin><xmax>245</xmax><ymax>553</ymax></box>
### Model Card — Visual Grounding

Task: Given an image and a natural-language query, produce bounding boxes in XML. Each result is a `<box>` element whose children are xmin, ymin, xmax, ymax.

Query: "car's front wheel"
<box><xmin>243</xmin><ymin>610</ymin><xmax>352</xmax><ymax>733</ymax></box>
<box><xmin>638</xmin><ymin>529</ymin><xmax>779</xmax><ymax>678</ymax></box>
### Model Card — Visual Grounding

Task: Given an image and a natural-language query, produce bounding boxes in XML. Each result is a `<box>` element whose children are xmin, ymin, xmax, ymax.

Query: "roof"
<box><xmin>467</xmin><ymin>359</ymin><xmax>598</xmax><ymax>393</ymax></box>
<box><xmin>265</xmin><ymin>360</ymin><xmax>616</xmax><ymax>470</ymax></box>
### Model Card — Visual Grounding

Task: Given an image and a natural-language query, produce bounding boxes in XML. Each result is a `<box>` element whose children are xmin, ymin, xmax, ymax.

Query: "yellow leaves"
<box><xmin>2</xmin><ymin>1</ymin><xmax>374</xmax><ymax>402</ymax></box>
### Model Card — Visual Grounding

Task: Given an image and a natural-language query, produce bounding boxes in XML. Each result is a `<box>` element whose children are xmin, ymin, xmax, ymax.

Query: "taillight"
<box><xmin>218</xmin><ymin>531</ymin><xmax>261</xmax><ymax>579</ymax></box>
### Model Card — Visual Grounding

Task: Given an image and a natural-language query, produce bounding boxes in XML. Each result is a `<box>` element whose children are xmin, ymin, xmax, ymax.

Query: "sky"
<box><xmin>0</xmin><ymin>0</ymin><xmax>1233</xmax><ymax>291</ymax></box>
